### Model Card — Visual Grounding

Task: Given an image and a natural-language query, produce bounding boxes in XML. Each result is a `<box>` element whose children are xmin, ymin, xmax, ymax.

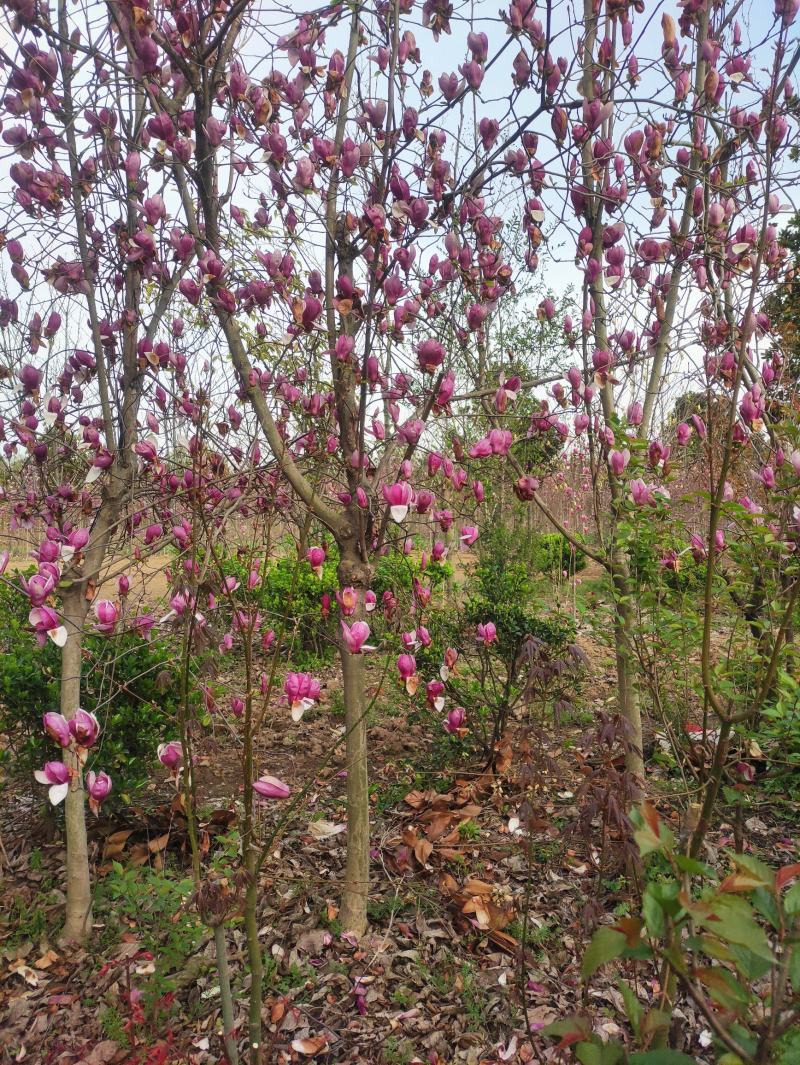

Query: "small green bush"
<box><xmin>530</xmin><ymin>532</ymin><xmax>587</xmax><ymax>576</ymax></box>
<box><xmin>212</xmin><ymin>547</ymin><xmax>339</xmax><ymax>658</ymax></box>
<box><xmin>372</xmin><ymin>550</ymin><xmax>452</xmax><ymax>601</ymax></box>
<box><xmin>0</xmin><ymin>579</ymin><xmax>179</xmax><ymax>800</ymax></box>
<box><xmin>463</xmin><ymin>596</ymin><xmax>575</xmax><ymax>659</ymax></box>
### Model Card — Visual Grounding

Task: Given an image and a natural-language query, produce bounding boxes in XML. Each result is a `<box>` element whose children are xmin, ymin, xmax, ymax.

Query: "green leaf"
<box><xmin>695</xmin><ymin>966</ymin><xmax>750</xmax><ymax>1011</ymax></box>
<box><xmin>576</xmin><ymin>1042</ymin><xmax>625</xmax><ymax>1065</ymax></box>
<box><xmin>784</xmin><ymin>882</ymin><xmax>800</xmax><ymax>916</ymax></box>
<box><xmin>628</xmin><ymin>1052</ymin><xmax>699</xmax><ymax>1064</ymax></box>
<box><xmin>581</xmin><ymin>926</ymin><xmax>628</xmax><ymax>979</ymax></box>
<box><xmin>673</xmin><ymin>854</ymin><xmax>714</xmax><ymax>877</ymax></box>
<box><xmin>631</xmin><ymin>802</ymin><xmax>675</xmax><ymax>857</ymax></box>
<box><xmin>617</xmin><ymin>980</ymin><xmax>643</xmax><ymax>1037</ymax></box>
<box><xmin>724</xmin><ymin>852</ymin><xmax>775</xmax><ymax>891</ymax></box>
<box><xmin>730</xmin><ymin>943</ymin><xmax>773</xmax><ymax>982</ymax></box>
<box><xmin>642</xmin><ymin>885</ymin><xmax>665</xmax><ymax>937</ymax></box>
<box><xmin>696</xmin><ymin>896</ymin><xmax>773</xmax><ymax>961</ymax></box>
<box><xmin>543</xmin><ymin>1016</ymin><xmax>591</xmax><ymax>1041</ymax></box>
<box><xmin>752</xmin><ymin>886</ymin><xmax>781</xmax><ymax>931</ymax></box>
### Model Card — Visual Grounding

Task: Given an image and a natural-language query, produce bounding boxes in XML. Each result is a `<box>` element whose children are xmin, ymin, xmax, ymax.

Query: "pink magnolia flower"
<box><xmin>402</xmin><ymin>629</ymin><xmax>419</xmax><ymax>651</ymax></box>
<box><xmin>284</xmin><ymin>672</ymin><xmax>322</xmax><ymax>721</ymax></box>
<box><xmin>337</xmin><ymin>587</ymin><xmax>358</xmax><ymax>616</ymax></box>
<box><xmin>69</xmin><ymin>709</ymin><xmax>100</xmax><ymax>749</ymax></box>
<box><xmin>307</xmin><ymin>545</ymin><xmax>326</xmax><ymax>576</ymax></box>
<box><xmin>35</xmin><ymin>761</ymin><xmax>70</xmax><ymax>805</ymax></box>
<box><xmin>382</xmin><ymin>481</ymin><xmax>413</xmax><ymax>522</ymax></box>
<box><xmin>43</xmin><ymin>712</ymin><xmax>70</xmax><ymax>748</ymax></box>
<box><xmin>231</xmin><ymin>697</ymin><xmax>245</xmax><ymax>718</ymax></box>
<box><xmin>29</xmin><ymin>606</ymin><xmax>67</xmax><ymax>647</ymax></box>
<box><xmin>397</xmin><ymin>653</ymin><xmax>418</xmax><ymax>695</ymax></box>
<box><xmin>86</xmin><ymin>770</ymin><xmax>112</xmax><ymax>813</ymax></box>
<box><xmin>630</xmin><ymin>479</ymin><xmax>669</xmax><ymax>507</ymax></box>
<box><xmin>444</xmin><ymin>707</ymin><xmax>467</xmax><ymax>734</ymax></box>
<box><xmin>158</xmin><ymin>741</ymin><xmax>183</xmax><ymax>775</ymax></box>
<box><xmin>416</xmin><ymin>338</ymin><xmax>445</xmax><ymax>373</ymax></box>
<box><xmin>262</xmin><ymin>628</ymin><xmax>276</xmax><ymax>651</ymax></box>
<box><xmin>22</xmin><ymin>570</ymin><xmax>57</xmax><ymax>607</ymax></box>
<box><xmin>432</xmin><ymin>540</ymin><xmax>448</xmax><ymax>562</ymax></box>
<box><xmin>759</xmin><ymin>466</ymin><xmax>776</xmax><ymax>491</ymax></box>
<box><xmin>382</xmin><ymin>590</ymin><xmax>397</xmax><ymax>619</ymax></box>
<box><xmin>608</xmin><ymin>448</ymin><xmax>630</xmax><ymax>476</ymax></box>
<box><xmin>253</xmin><ymin>774</ymin><xmax>290</xmax><ymax>799</ymax></box>
<box><xmin>460</xmin><ymin>526</ymin><xmax>479</xmax><ymax>547</ymax></box>
<box><xmin>426</xmin><ymin>679</ymin><xmax>445</xmax><ymax>712</ymax></box>
<box><xmin>364</xmin><ymin>590</ymin><xmax>377</xmax><ymax>613</ymax></box>
<box><xmin>134</xmin><ymin>614</ymin><xmax>155</xmax><ymax>640</ymax></box>
<box><xmin>94</xmin><ymin>599</ymin><xmax>119</xmax><ymax>634</ymax></box>
<box><xmin>627</xmin><ymin>401</ymin><xmax>644</xmax><ymax>426</ymax></box>
<box><xmin>676</xmin><ymin>422</ymin><xmax>691</xmax><ymax>446</ymax></box>
<box><xmin>0</xmin><ymin>551</ymin><xmax>8</xmax><ymax>576</ymax></box>
<box><xmin>689</xmin><ymin>534</ymin><xmax>707</xmax><ymax>563</ymax></box>
<box><xmin>341</xmin><ymin>620</ymin><xmax>372</xmax><ymax>654</ymax></box>
<box><xmin>477</xmin><ymin>621</ymin><xmax>498</xmax><ymax>645</ymax></box>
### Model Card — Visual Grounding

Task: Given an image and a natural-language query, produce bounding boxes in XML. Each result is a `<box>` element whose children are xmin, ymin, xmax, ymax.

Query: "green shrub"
<box><xmin>372</xmin><ymin>550</ymin><xmax>452</xmax><ymax>601</ymax></box>
<box><xmin>463</xmin><ymin>597</ymin><xmax>575</xmax><ymax>659</ymax></box>
<box><xmin>531</xmin><ymin>531</ymin><xmax>587</xmax><ymax>576</ymax></box>
<box><xmin>0</xmin><ymin>579</ymin><xmax>179</xmax><ymax>801</ymax></box>
<box><xmin>0</xmin><ymin>579</ymin><xmax>60</xmax><ymax>778</ymax></box>
<box><xmin>211</xmin><ymin>547</ymin><xmax>339</xmax><ymax>659</ymax></box>
<box><xmin>474</xmin><ymin>522</ymin><xmax>586</xmax><ymax>593</ymax></box>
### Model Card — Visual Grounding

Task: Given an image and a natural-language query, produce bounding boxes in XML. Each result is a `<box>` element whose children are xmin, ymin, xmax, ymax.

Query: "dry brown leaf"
<box><xmin>438</xmin><ymin>873</ymin><xmax>459</xmax><ymax>895</ymax></box>
<box><xmin>413</xmin><ymin>839</ymin><xmax>433</xmax><ymax>865</ymax></box>
<box><xmin>462</xmin><ymin>878</ymin><xmax>494</xmax><ymax>896</ymax></box>
<box><xmin>33</xmin><ymin>950</ymin><xmax>59</xmax><ymax>970</ymax></box>
<box><xmin>291</xmin><ymin>1035</ymin><xmax>329</xmax><ymax>1056</ymax></box>
<box><xmin>423</xmin><ymin>813</ymin><xmax>452</xmax><ymax>841</ymax></box>
<box><xmin>147</xmin><ymin>832</ymin><xmax>170</xmax><ymax>854</ymax></box>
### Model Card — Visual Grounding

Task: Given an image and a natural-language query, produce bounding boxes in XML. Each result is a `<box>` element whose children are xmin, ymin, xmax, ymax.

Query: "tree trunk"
<box><xmin>59</xmin><ymin>599</ymin><xmax>93</xmax><ymax>943</ymax></box>
<box><xmin>337</xmin><ymin>546</ymin><xmax>371</xmax><ymax>936</ymax></box>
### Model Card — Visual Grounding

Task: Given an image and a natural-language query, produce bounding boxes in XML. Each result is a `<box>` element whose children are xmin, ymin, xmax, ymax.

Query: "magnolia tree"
<box><xmin>1</xmin><ymin>0</ymin><xmax>798</xmax><ymax>989</ymax></box>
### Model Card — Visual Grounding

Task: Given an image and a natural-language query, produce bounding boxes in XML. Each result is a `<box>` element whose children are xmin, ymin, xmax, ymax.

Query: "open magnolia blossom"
<box><xmin>34</xmin><ymin>761</ymin><xmax>70</xmax><ymax>806</ymax></box>
<box><xmin>284</xmin><ymin>672</ymin><xmax>321</xmax><ymax>721</ymax></box>
<box><xmin>382</xmin><ymin>482</ymin><xmax>413</xmax><ymax>523</ymax></box>
<box><xmin>29</xmin><ymin>606</ymin><xmax>67</xmax><ymax>648</ymax></box>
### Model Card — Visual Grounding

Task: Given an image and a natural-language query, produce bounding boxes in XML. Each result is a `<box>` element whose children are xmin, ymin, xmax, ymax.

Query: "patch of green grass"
<box><xmin>457</xmin><ymin>819</ymin><xmax>481</xmax><ymax>841</ymax></box>
<box><xmin>459</xmin><ymin>961</ymin><xmax>487</xmax><ymax>1030</ymax></box>
<box><xmin>94</xmin><ymin>863</ymin><xmax>203</xmax><ymax>1009</ymax></box>
<box><xmin>507</xmin><ymin>916</ymin><xmax>559</xmax><ymax>949</ymax></box>
<box><xmin>529</xmin><ymin>840</ymin><xmax>564</xmax><ymax>864</ymax></box>
<box><xmin>100</xmin><ymin>1006</ymin><xmax>130</xmax><ymax>1048</ymax></box>
<box><xmin>5</xmin><ymin>893</ymin><xmax>51</xmax><ymax>945</ymax></box>
<box><xmin>382</xmin><ymin>1036</ymin><xmax>416</xmax><ymax>1064</ymax></box>
<box><xmin>367</xmin><ymin>895</ymin><xmax>411</xmax><ymax>923</ymax></box>
<box><xmin>263</xmin><ymin>957</ymin><xmax>314</xmax><ymax>996</ymax></box>
<box><xmin>391</xmin><ymin>987</ymin><xmax>414</xmax><ymax>1008</ymax></box>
